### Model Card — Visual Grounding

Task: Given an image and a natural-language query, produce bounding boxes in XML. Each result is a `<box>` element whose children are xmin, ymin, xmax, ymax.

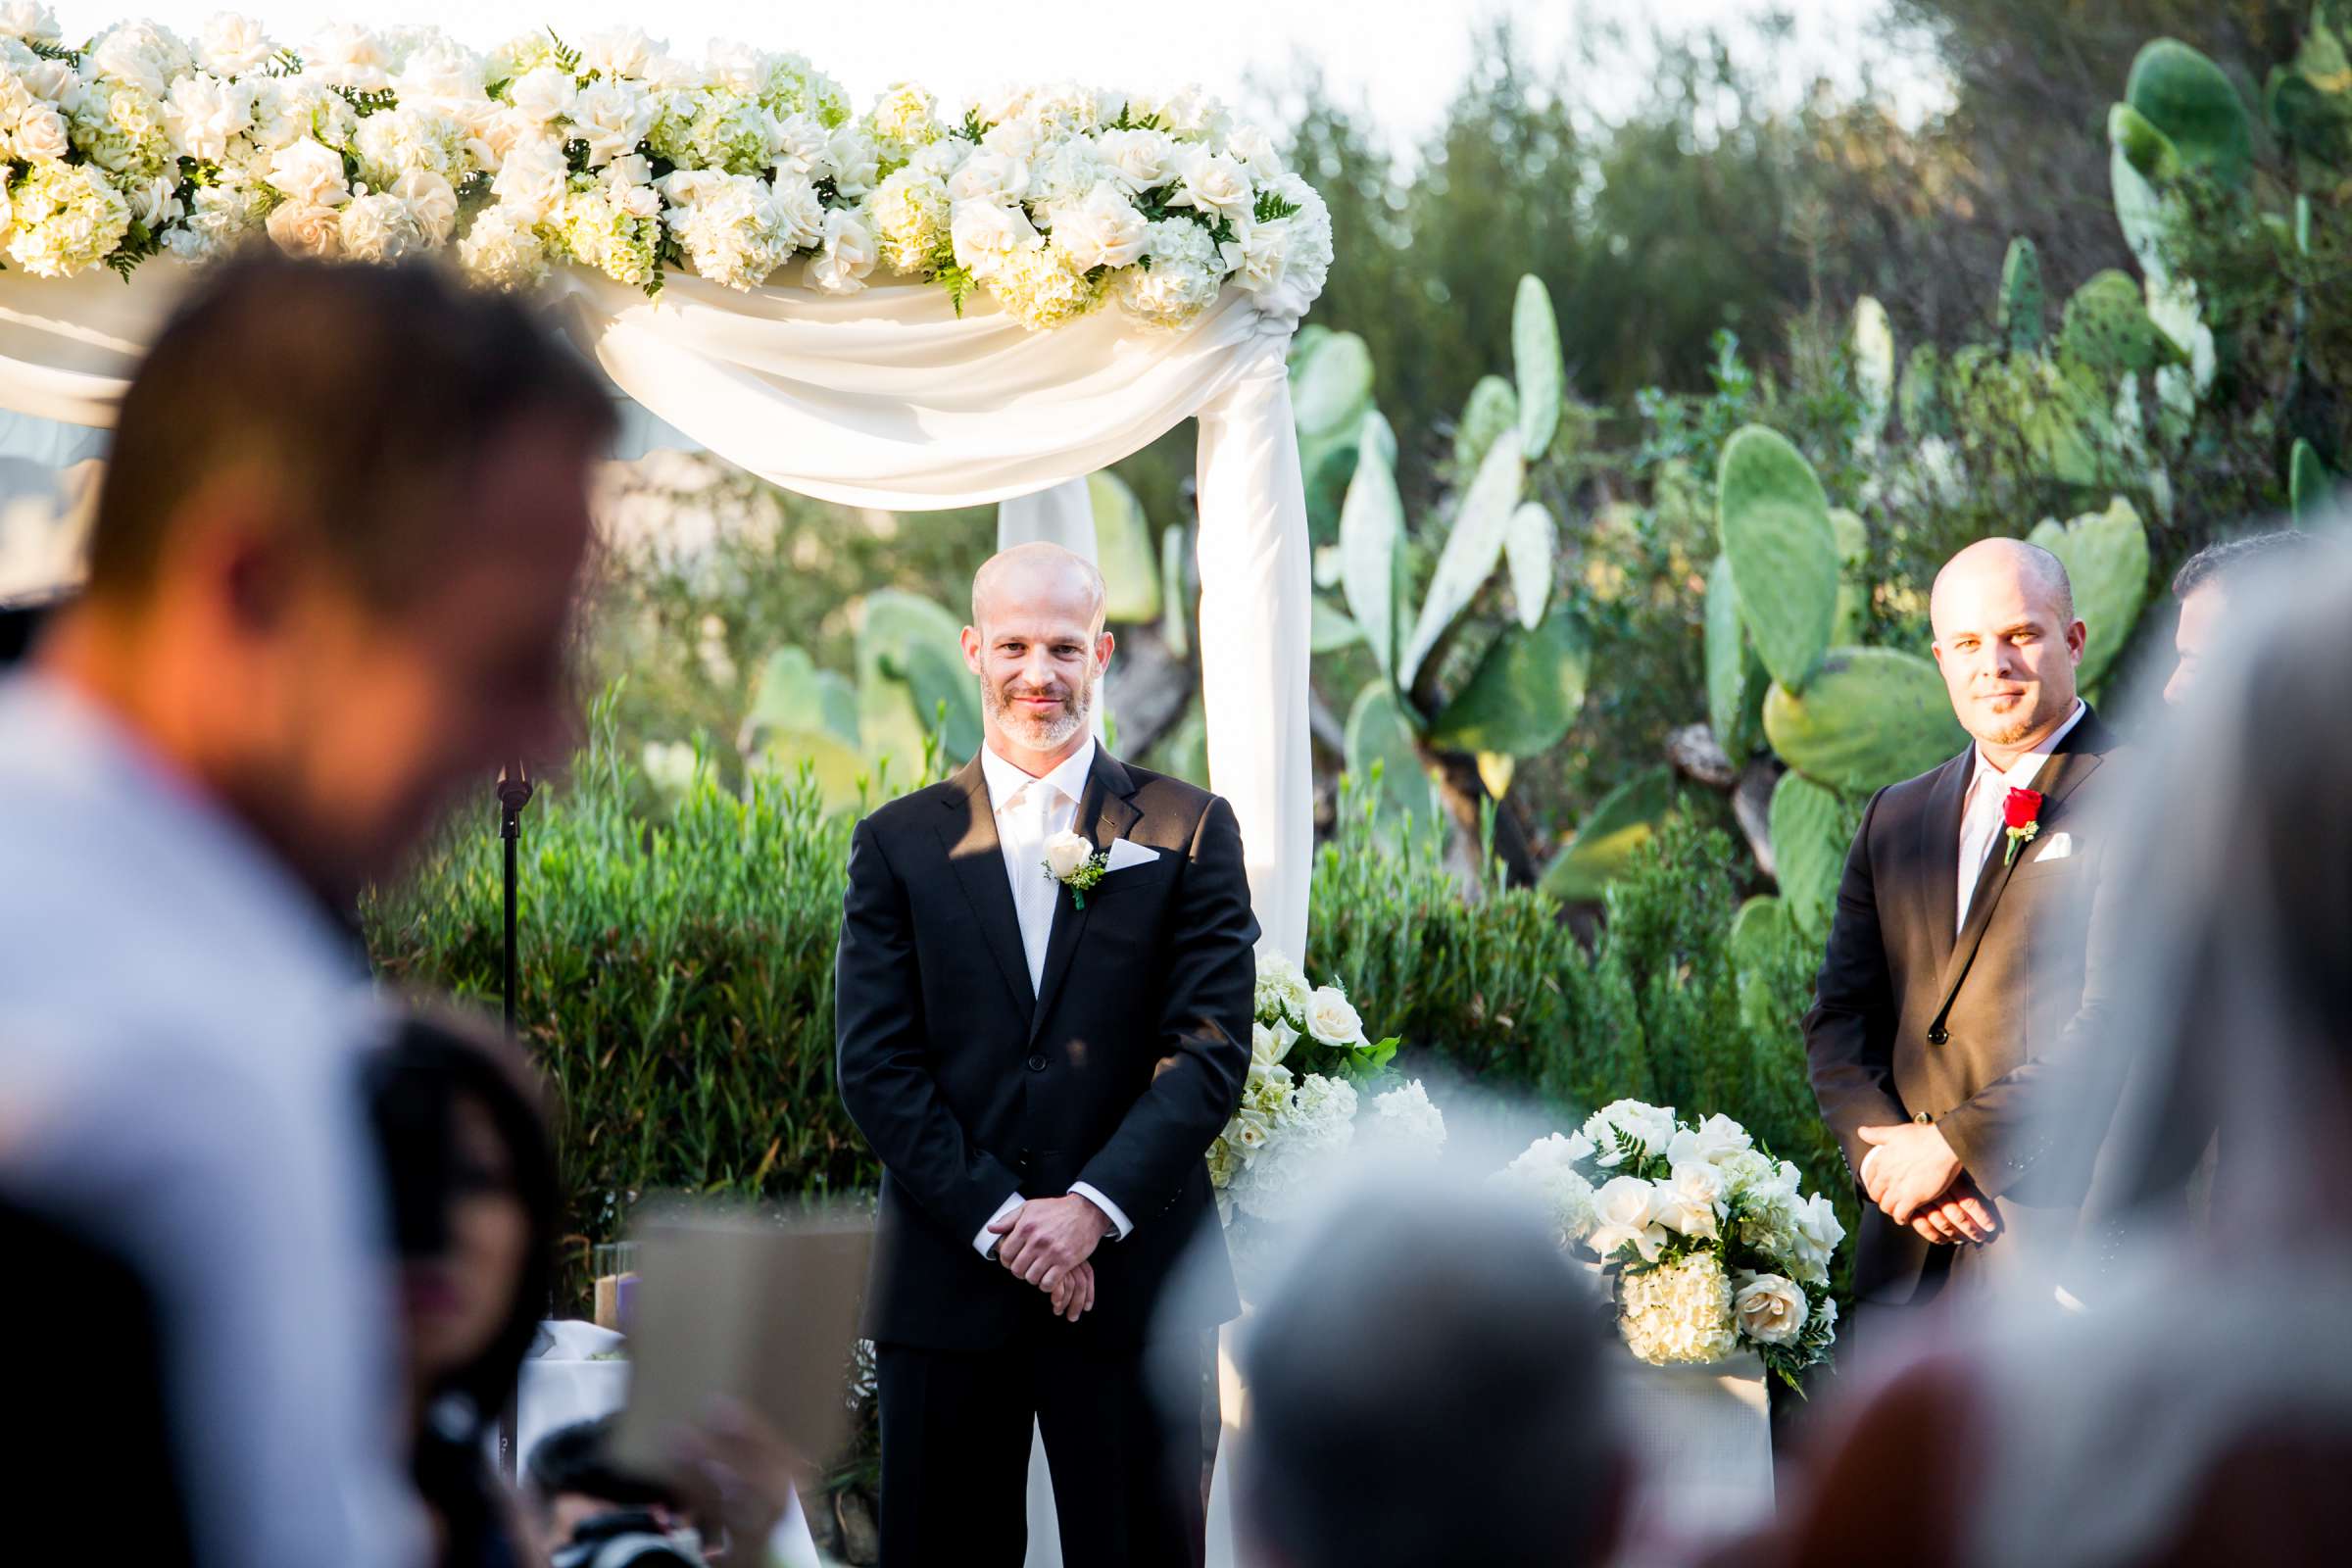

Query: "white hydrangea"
<box><xmin>457</xmin><ymin>202</ymin><xmax>549</xmax><ymax>289</ymax></box>
<box><xmin>87</xmin><ymin>21</ymin><xmax>188</xmax><ymax>99</ymax></box>
<box><xmin>67</xmin><ymin>81</ymin><xmax>175</xmax><ymax>179</ymax></box>
<box><xmin>550</xmin><ymin>175</ymin><xmax>660</xmax><ymax>288</ymax></box>
<box><xmin>392</xmin><ymin>36</ymin><xmax>490</xmax><ymax>113</ymax></box>
<box><xmin>1362</xmin><ymin>1079</ymin><xmax>1447</xmax><ymax>1160</ymax></box>
<box><xmin>864</xmin><ymin>165</ymin><xmax>948</xmax><ymax>272</ymax></box>
<box><xmin>391</xmin><ymin>169</ymin><xmax>459</xmax><ymax>244</ymax></box>
<box><xmin>1620</xmin><ymin>1251</ymin><xmax>1741</xmax><ymax>1366</ymax></box>
<box><xmin>6</xmin><ymin>158</ymin><xmax>128</xmax><ymax>276</ymax></box>
<box><xmin>1111</xmin><ymin>218</ymin><xmax>1222</xmax><ymax>330</ymax></box>
<box><xmin>865</xmin><ymin>81</ymin><xmax>938</xmax><ymax>154</ymax></box>
<box><xmin>1251</xmin><ymin>948</ymin><xmax>1312</xmax><ymax>1027</ymax></box>
<box><xmin>352</xmin><ymin>103</ymin><xmax>466</xmax><ymax>188</ymax></box>
<box><xmin>658</xmin><ymin>169</ymin><xmax>803</xmax><ymax>290</ymax></box>
<box><xmin>1229</xmin><ymin>1070</ymin><xmax>1356</xmax><ymax>1223</ymax></box>
<box><xmin>1493</xmin><ymin>1132</ymin><xmax>1599</xmax><ymax>1245</ymax></box>
<box><xmin>162</xmin><ymin>177</ymin><xmax>267</xmax><ymax>261</ymax></box>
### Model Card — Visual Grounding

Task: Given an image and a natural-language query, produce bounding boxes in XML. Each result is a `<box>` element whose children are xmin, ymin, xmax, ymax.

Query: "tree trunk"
<box><xmin>1426</xmin><ymin>747</ymin><xmax>1544</xmax><ymax>888</ymax></box>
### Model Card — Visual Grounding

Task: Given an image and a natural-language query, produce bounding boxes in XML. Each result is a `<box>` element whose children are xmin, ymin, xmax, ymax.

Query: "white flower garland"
<box><xmin>0</xmin><ymin>13</ymin><xmax>1331</xmax><ymax>332</ymax></box>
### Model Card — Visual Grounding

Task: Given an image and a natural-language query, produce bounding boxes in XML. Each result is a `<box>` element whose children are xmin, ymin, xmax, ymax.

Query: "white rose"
<box><xmin>765</xmin><ymin>172</ymin><xmax>825</xmax><ymax>250</ymax></box>
<box><xmin>1303</xmin><ymin>984</ymin><xmax>1365</xmax><ymax>1048</ymax></box>
<box><xmin>0</xmin><ymin>2</ymin><xmax>58</xmax><ymax>43</ymax></box>
<box><xmin>1170</xmin><ymin>148</ymin><xmax>1253</xmax><ymax>224</ymax></box>
<box><xmin>198</xmin><ymin>13</ymin><xmax>272</xmax><ymax>76</ymax></box>
<box><xmin>1583</xmin><ymin>1100</ymin><xmax>1678</xmax><ymax>1166</ymax></box>
<box><xmin>391</xmin><ymin>169</ymin><xmax>458</xmax><ymax>243</ymax></box>
<box><xmin>393</xmin><ymin>39</ymin><xmax>489</xmax><ymax>112</ymax></box>
<box><xmin>1732</xmin><ymin>1271</ymin><xmax>1809</xmax><ymax>1346</ymax></box>
<box><xmin>266</xmin><ymin>139</ymin><xmax>349</xmax><ymax>208</ymax></box>
<box><xmin>580</xmin><ymin>27</ymin><xmax>662</xmax><ymax>81</ymax></box>
<box><xmin>1048</xmin><ymin>180</ymin><xmax>1147</xmax><ymax>271</ymax></box>
<box><xmin>464</xmin><ymin>104</ymin><xmax>537</xmax><ymax>172</ymax></box>
<box><xmin>1095</xmin><ymin>127</ymin><xmax>1174</xmax><ymax>194</ymax></box>
<box><xmin>1564</xmin><ymin>1130</ymin><xmax>1597</xmax><ymax>1162</ymax></box>
<box><xmin>824</xmin><ymin>126</ymin><xmax>880</xmax><ymax>198</ymax></box>
<box><xmin>88</xmin><ymin>24</ymin><xmax>174</xmax><ymax>98</ymax></box>
<box><xmin>568</xmin><ymin>80</ymin><xmax>654</xmax><ymax>165</ymax></box>
<box><xmin>601</xmin><ymin>156</ymin><xmax>661</xmax><ymax>219</ymax></box>
<box><xmin>306</xmin><ymin>23</ymin><xmax>389</xmax><ymax>90</ymax></box>
<box><xmin>1666</xmin><ymin>1113</ymin><xmax>1755</xmax><ymax>1168</ymax></box>
<box><xmin>165</xmin><ymin>74</ymin><xmax>253</xmax><ymax>164</ymax></box>
<box><xmin>338</xmin><ymin>189</ymin><xmax>424</xmax><ymax>262</ymax></box>
<box><xmin>806</xmin><ymin>207</ymin><xmax>876</xmax><ymax>295</ymax></box>
<box><xmin>507</xmin><ymin>66</ymin><xmax>577</xmax><ymax>126</ymax></box>
<box><xmin>1250</xmin><ymin>1021</ymin><xmax>1287</xmax><ymax>1068</ymax></box>
<box><xmin>1233</xmin><ymin>216</ymin><xmax>1293</xmax><ymax>294</ymax></box>
<box><xmin>769</xmin><ymin>110</ymin><xmax>828</xmax><ymax>177</ymax></box>
<box><xmin>1587</xmin><ymin>1175</ymin><xmax>1668</xmax><ymax>1262</ymax></box>
<box><xmin>15</xmin><ymin>102</ymin><xmax>67</xmax><ymax>162</ymax></box>
<box><xmin>979</xmin><ymin>115</ymin><xmax>1043</xmax><ymax>167</ymax></box>
<box><xmin>125</xmin><ymin>172</ymin><xmax>180</xmax><ymax>229</ymax></box>
<box><xmin>491</xmin><ymin>135</ymin><xmax>568</xmax><ymax>225</ymax></box>
<box><xmin>1042</xmin><ymin>829</ymin><xmax>1094</xmax><ymax>880</ymax></box>
<box><xmin>1224</xmin><ymin>122</ymin><xmax>1285</xmax><ymax>176</ymax></box>
<box><xmin>703</xmin><ymin>40</ymin><xmax>770</xmax><ymax>98</ymax></box>
<box><xmin>265</xmin><ymin>198</ymin><xmax>342</xmax><ymax>258</ymax></box>
<box><xmin>946</xmin><ymin>149</ymin><xmax>1030</xmax><ymax>207</ymax></box>
<box><xmin>949</xmin><ymin>197</ymin><xmax>1037</xmax><ymax>278</ymax></box>
<box><xmin>1658</xmin><ymin>1160</ymin><xmax>1728</xmax><ymax>1240</ymax></box>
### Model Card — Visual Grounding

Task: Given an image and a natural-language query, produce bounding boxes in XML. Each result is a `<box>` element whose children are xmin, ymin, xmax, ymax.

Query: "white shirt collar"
<box><xmin>1972</xmin><ymin>699</ymin><xmax>2087</xmax><ymax>791</ymax></box>
<box><xmin>979</xmin><ymin>736</ymin><xmax>1097</xmax><ymax>814</ymax></box>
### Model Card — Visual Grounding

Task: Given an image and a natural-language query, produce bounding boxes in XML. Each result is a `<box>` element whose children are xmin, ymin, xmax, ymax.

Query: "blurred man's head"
<box><xmin>2165</xmin><ymin>530</ymin><xmax>2314</xmax><ymax>707</ymax></box>
<box><xmin>1930</xmin><ymin>538</ymin><xmax>2084</xmax><ymax>760</ymax></box>
<box><xmin>38</xmin><ymin>250</ymin><xmax>612</xmax><ymax>903</ymax></box>
<box><xmin>1235</xmin><ymin>1186</ymin><xmax>1624</xmax><ymax>1568</ymax></box>
<box><xmin>960</xmin><ymin>541</ymin><xmax>1111</xmax><ymax>766</ymax></box>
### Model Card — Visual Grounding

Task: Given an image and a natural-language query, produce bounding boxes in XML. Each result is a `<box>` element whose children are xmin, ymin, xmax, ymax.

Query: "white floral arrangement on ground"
<box><xmin>1493</xmin><ymin>1099</ymin><xmax>1844</xmax><ymax>1388</ymax></box>
<box><xmin>1208</xmin><ymin>949</ymin><xmax>1445</xmax><ymax>1226</ymax></box>
<box><xmin>0</xmin><ymin>11</ymin><xmax>1330</xmax><ymax>328</ymax></box>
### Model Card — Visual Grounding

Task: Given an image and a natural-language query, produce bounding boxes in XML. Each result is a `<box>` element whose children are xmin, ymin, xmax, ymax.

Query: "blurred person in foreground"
<box><xmin>1232</xmin><ymin>1185</ymin><xmax>1624</xmax><ymax>1568</ymax></box>
<box><xmin>1804</xmin><ymin>538</ymin><xmax>2134</xmax><ymax>1341</ymax></box>
<box><xmin>374</xmin><ymin>1010</ymin><xmax>803</xmax><ymax>1568</ymax></box>
<box><xmin>2163</xmin><ymin>529</ymin><xmax>2315</xmax><ymax>706</ymax></box>
<box><xmin>1738</xmin><ymin>549</ymin><xmax>2352</xmax><ymax>1568</ymax></box>
<box><xmin>0</xmin><ymin>251</ymin><xmax>612</xmax><ymax>1567</ymax></box>
<box><xmin>835</xmin><ymin>542</ymin><xmax>1257</xmax><ymax>1565</ymax></box>
<box><xmin>522</xmin><ymin>1414</ymin><xmax>801</xmax><ymax>1568</ymax></box>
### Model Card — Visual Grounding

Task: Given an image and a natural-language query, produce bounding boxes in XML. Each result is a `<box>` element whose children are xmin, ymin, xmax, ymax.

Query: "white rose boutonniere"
<box><xmin>1042</xmin><ymin>829</ymin><xmax>1108</xmax><ymax>907</ymax></box>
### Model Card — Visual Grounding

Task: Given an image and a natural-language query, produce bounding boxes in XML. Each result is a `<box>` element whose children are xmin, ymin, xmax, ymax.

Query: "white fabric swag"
<box><xmin>0</xmin><ymin>262</ymin><xmax>1311</xmax><ymax>959</ymax></box>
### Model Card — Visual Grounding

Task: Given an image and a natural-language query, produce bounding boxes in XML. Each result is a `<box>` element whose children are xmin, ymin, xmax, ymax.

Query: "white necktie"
<box><xmin>1016</xmin><ymin>782</ymin><xmax>1059</xmax><ymax>993</ymax></box>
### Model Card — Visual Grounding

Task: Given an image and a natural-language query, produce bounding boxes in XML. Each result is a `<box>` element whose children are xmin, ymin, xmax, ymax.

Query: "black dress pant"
<box><xmin>876</xmin><ymin>1333</ymin><xmax>1210</xmax><ymax>1568</ymax></box>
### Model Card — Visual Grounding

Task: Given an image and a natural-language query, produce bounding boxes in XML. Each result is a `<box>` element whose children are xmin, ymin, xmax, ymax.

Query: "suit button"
<box><xmin>1914</xmin><ymin>1111</ymin><xmax>1933</xmax><ymax>1125</ymax></box>
<box><xmin>1026</xmin><ymin>1053</ymin><xmax>1047</xmax><ymax>1072</ymax></box>
<box><xmin>1927</xmin><ymin>1026</ymin><xmax>1949</xmax><ymax>1046</ymax></box>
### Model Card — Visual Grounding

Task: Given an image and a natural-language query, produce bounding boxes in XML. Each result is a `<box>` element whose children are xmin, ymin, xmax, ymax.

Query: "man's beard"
<box><xmin>987</xmin><ymin>671</ymin><xmax>1094</xmax><ymax>751</ymax></box>
<box><xmin>1978</xmin><ymin>688</ymin><xmax>2067</xmax><ymax>748</ymax></box>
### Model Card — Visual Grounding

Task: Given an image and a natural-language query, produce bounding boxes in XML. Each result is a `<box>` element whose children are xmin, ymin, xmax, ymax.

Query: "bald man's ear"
<box><xmin>2067</xmin><ymin>618</ymin><xmax>2087</xmax><ymax>661</ymax></box>
<box><xmin>960</xmin><ymin>623</ymin><xmax>985</xmax><ymax>676</ymax></box>
<box><xmin>1094</xmin><ymin>630</ymin><xmax>1115</xmax><ymax>672</ymax></box>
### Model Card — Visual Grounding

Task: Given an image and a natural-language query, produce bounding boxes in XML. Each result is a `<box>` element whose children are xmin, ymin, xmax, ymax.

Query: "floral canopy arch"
<box><xmin>0</xmin><ymin>15</ymin><xmax>1328</xmax><ymax>956</ymax></box>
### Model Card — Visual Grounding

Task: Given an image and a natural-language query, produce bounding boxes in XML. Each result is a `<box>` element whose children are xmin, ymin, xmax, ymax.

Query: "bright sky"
<box><xmin>51</xmin><ymin>0</ymin><xmax>1947</xmax><ymax>142</ymax></box>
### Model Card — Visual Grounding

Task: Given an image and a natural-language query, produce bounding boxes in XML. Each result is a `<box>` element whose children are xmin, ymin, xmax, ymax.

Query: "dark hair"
<box><xmin>523</xmin><ymin>1416</ymin><xmax>681</xmax><ymax>1522</ymax></box>
<box><xmin>368</xmin><ymin>1004</ymin><xmax>564</xmax><ymax>1567</ymax></box>
<box><xmin>1238</xmin><ymin>1188</ymin><xmax>1621</xmax><ymax>1568</ymax></box>
<box><xmin>2172</xmin><ymin>530</ymin><xmax>2316</xmax><ymax>600</ymax></box>
<box><xmin>85</xmin><ymin>248</ymin><xmax>613</xmax><ymax>609</ymax></box>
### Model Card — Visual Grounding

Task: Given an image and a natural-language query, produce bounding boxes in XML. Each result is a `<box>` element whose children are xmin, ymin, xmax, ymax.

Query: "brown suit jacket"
<box><xmin>1804</xmin><ymin>708</ymin><xmax>2132</xmax><ymax>1306</ymax></box>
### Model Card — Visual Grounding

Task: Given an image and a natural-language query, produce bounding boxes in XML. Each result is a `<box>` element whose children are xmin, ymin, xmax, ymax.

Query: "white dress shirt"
<box><xmin>0</xmin><ymin>676</ymin><xmax>420</xmax><ymax>1568</ymax></box>
<box><xmin>969</xmin><ymin>738</ymin><xmax>1135</xmax><ymax>1253</ymax></box>
<box><xmin>1955</xmin><ymin>699</ymin><xmax>2085</xmax><ymax>933</ymax></box>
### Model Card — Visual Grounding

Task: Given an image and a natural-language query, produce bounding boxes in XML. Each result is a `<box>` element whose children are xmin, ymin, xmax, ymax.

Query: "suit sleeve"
<box><xmin>835</xmin><ymin>816</ymin><xmax>1024</xmax><ymax>1242</ymax></box>
<box><xmin>1802</xmin><ymin>787</ymin><xmax>1910</xmax><ymax>1173</ymax></box>
<box><xmin>1072</xmin><ymin>795</ymin><xmax>1256</xmax><ymax>1227</ymax></box>
<box><xmin>1936</xmin><ymin>810</ymin><xmax>2130</xmax><ymax>1201</ymax></box>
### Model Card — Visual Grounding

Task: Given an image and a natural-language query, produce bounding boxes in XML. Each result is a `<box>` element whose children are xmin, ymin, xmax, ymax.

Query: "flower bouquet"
<box><xmin>1207</xmin><ymin>949</ymin><xmax>1445</xmax><ymax>1230</ymax></box>
<box><xmin>1494</xmin><ymin>1099</ymin><xmax>1844</xmax><ymax>1388</ymax></box>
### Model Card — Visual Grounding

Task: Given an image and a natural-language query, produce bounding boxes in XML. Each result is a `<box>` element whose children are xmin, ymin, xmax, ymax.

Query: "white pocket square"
<box><xmin>1104</xmin><ymin>837</ymin><xmax>1160</xmax><ymax>873</ymax></box>
<box><xmin>2033</xmin><ymin>832</ymin><xmax>2074</xmax><ymax>862</ymax></box>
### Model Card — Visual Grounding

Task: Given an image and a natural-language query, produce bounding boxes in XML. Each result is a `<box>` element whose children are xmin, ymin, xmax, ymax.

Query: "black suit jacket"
<box><xmin>1804</xmin><ymin>708</ymin><xmax>2132</xmax><ymax>1305</ymax></box>
<box><xmin>836</xmin><ymin>747</ymin><xmax>1257</xmax><ymax>1349</ymax></box>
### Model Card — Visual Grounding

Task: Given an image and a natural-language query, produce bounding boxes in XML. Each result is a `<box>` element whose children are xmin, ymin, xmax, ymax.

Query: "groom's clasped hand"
<box><xmin>988</xmin><ymin>1193</ymin><xmax>1115</xmax><ymax>1322</ymax></box>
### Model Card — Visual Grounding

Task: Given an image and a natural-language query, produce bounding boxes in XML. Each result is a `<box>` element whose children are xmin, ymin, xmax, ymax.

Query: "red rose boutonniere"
<box><xmin>2002</xmin><ymin>787</ymin><xmax>2045</xmax><ymax>866</ymax></box>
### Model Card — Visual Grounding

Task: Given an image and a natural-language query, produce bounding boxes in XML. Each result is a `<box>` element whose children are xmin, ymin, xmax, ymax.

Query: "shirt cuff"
<box><xmin>973</xmin><ymin>1192</ymin><xmax>1024</xmax><ymax>1257</ymax></box>
<box><xmin>1069</xmin><ymin>1182</ymin><xmax>1133</xmax><ymax>1242</ymax></box>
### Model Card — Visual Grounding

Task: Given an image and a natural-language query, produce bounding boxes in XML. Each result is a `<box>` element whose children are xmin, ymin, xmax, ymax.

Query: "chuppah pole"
<box><xmin>496</xmin><ymin>763</ymin><xmax>533</xmax><ymax>1035</ymax></box>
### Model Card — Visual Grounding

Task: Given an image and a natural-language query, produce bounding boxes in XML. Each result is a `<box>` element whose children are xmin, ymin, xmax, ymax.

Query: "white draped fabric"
<box><xmin>0</xmin><ymin>261</ymin><xmax>1311</xmax><ymax>958</ymax></box>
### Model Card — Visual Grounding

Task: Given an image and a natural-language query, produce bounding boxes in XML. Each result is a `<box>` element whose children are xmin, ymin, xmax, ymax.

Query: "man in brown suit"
<box><xmin>1805</xmin><ymin>538</ymin><xmax>2132</xmax><ymax>1328</ymax></box>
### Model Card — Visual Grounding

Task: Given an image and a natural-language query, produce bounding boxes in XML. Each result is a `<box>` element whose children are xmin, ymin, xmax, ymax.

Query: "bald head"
<box><xmin>962</xmin><ymin>543</ymin><xmax>1113</xmax><ymax>764</ymax></box>
<box><xmin>1931</xmin><ymin>537</ymin><xmax>2074</xmax><ymax>631</ymax></box>
<box><xmin>971</xmin><ymin>542</ymin><xmax>1107</xmax><ymax>641</ymax></box>
<box><xmin>1929</xmin><ymin>536</ymin><xmax>2086</xmax><ymax>760</ymax></box>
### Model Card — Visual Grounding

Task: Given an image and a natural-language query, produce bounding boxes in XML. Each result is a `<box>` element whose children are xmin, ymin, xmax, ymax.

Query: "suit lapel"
<box><xmin>1930</xmin><ymin>711</ymin><xmax>2112</xmax><ymax>1019</ymax></box>
<box><xmin>1917</xmin><ymin>751</ymin><xmax>1972</xmax><ymax>975</ymax></box>
<box><xmin>933</xmin><ymin>757</ymin><xmax>1036</xmax><ymax>1014</ymax></box>
<box><xmin>1029</xmin><ymin>749</ymin><xmax>1143</xmax><ymax>1045</ymax></box>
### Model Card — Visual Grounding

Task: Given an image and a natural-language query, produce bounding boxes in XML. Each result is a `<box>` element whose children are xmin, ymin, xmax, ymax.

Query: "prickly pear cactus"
<box><xmin>2293</xmin><ymin>439</ymin><xmax>2334</xmax><ymax>526</ymax></box>
<box><xmin>1717</xmin><ymin>425</ymin><xmax>1840</xmax><ymax>695</ymax></box>
<box><xmin>1999</xmin><ymin>237</ymin><xmax>2045</xmax><ymax>355</ymax></box>
<box><xmin>2028</xmin><ymin>497</ymin><xmax>2151</xmax><ymax>691</ymax></box>
<box><xmin>1426</xmin><ymin>606</ymin><xmax>1589</xmax><ymax>758</ymax></box>
<box><xmin>2058</xmin><ymin>270</ymin><xmax>2185</xmax><ymax>379</ymax></box>
<box><xmin>1770</xmin><ymin>771</ymin><xmax>1860</xmax><ymax>940</ymax></box>
<box><xmin>2128</xmin><ymin>37</ymin><xmax>2255</xmax><ymax>186</ymax></box>
<box><xmin>1705</xmin><ymin>557</ymin><xmax>1768</xmax><ymax>759</ymax></box>
<box><xmin>1454</xmin><ymin>374</ymin><xmax>1519</xmax><ymax>475</ymax></box>
<box><xmin>1514</xmin><ymin>273</ymin><xmax>1565</xmax><ymax>461</ymax></box>
<box><xmin>1763</xmin><ymin>647</ymin><xmax>1969</xmax><ymax>793</ymax></box>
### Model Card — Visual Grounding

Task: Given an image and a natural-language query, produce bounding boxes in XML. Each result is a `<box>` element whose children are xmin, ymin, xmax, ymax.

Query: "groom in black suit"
<box><xmin>1806</xmin><ymin>538</ymin><xmax>2133</xmax><ymax>1334</ymax></box>
<box><xmin>837</xmin><ymin>542</ymin><xmax>1256</xmax><ymax>1566</ymax></box>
